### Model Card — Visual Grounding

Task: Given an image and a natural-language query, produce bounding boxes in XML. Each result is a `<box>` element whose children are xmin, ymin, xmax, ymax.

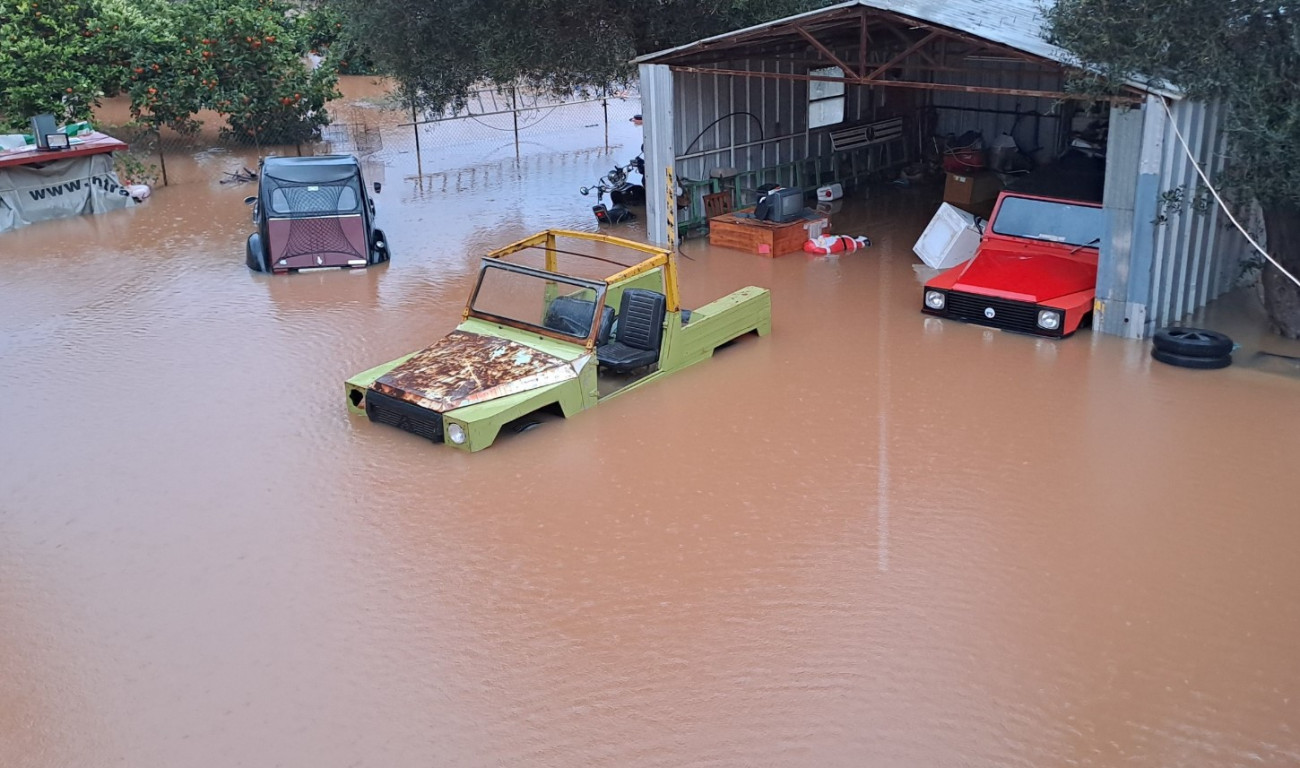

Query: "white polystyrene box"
<box><xmin>913</xmin><ymin>203</ymin><xmax>982</xmax><ymax>270</ymax></box>
<box><xmin>817</xmin><ymin>183</ymin><xmax>843</xmax><ymax>201</ymax></box>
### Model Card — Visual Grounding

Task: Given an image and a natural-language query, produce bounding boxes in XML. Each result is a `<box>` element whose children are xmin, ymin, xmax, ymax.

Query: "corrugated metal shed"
<box><xmin>634</xmin><ymin>0</ymin><xmax>1177</xmax><ymax>98</ymax></box>
<box><xmin>636</xmin><ymin>1</ymin><xmax>1242</xmax><ymax>339</ymax></box>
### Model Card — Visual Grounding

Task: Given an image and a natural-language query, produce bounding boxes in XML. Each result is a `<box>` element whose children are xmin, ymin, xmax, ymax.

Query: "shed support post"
<box><xmin>640</xmin><ymin>63</ymin><xmax>676</xmax><ymax>247</ymax></box>
<box><xmin>1096</xmin><ymin>96</ymin><xmax>1163</xmax><ymax>338</ymax></box>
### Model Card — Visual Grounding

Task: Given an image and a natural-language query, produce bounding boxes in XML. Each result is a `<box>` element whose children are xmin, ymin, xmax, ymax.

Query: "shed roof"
<box><xmin>634</xmin><ymin>0</ymin><xmax>1175</xmax><ymax>99</ymax></box>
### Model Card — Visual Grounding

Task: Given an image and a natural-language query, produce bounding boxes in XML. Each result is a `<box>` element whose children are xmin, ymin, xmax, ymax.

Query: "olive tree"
<box><xmin>1046</xmin><ymin>0</ymin><xmax>1300</xmax><ymax>337</ymax></box>
<box><xmin>327</xmin><ymin>0</ymin><xmax>827</xmax><ymax>113</ymax></box>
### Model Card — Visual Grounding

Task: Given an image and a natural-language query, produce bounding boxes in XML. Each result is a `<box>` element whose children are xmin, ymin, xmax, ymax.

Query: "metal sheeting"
<box><xmin>641</xmin><ymin>63</ymin><xmax>675</xmax><ymax>246</ymax></box>
<box><xmin>670</xmin><ymin>55</ymin><xmax>876</xmax><ymax>183</ymax></box>
<box><xmin>1148</xmin><ymin>98</ymin><xmax>1246</xmax><ymax>330</ymax></box>
<box><xmin>1098</xmin><ymin>96</ymin><xmax>1249</xmax><ymax>337</ymax></box>
<box><xmin>634</xmin><ymin>0</ymin><xmax>1178</xmax><ymax>98</ymax></box>
<box><xmin>930</xmin><ymin>60</ymin><xmax>1066</xmax><ymax>160</ymax></box>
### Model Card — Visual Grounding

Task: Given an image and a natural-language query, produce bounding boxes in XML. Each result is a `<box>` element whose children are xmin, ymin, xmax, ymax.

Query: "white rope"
<box><xmin>1159</xmin><ymin>97</ymin><xmax>1300</xmax><ymax>289</ymax></box>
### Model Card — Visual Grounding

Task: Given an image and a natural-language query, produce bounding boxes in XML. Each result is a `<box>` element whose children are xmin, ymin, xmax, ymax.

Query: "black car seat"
<box><xmin>543</xmin><ymin>296</ymin><xmax>615</xmax><ymax>342</ymax></box>
<box><xmin>596</xmin><ymin>305</ymin><xmax>615</xmax><ymax>344</ymax></box>
<box><xmin>597</xmin><ymin>289</ymin><xmax>666</xmax><ymax>373</ymax></box>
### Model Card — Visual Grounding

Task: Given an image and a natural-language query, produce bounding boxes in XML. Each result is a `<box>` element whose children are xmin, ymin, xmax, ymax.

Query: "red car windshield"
<box><xmin>990</xmin><ymin>196</ymin><xmax>1104</xmax><ymax>249</ymax></box>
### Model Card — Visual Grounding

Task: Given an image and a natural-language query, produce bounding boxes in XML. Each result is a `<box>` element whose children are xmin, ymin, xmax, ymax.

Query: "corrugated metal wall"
<box><xmin>929</xmin><ymin>59</ymin><xmax>1067</xmax><ymax>160</ymax></box>
<box><xmin>1097</xmin><ymin>96</ymin><xmax>1249</xmax><ymax>337</ymax></box>
<box><xmin>1147</xmin><ymin>98</ymin><xmax>1248</xmax><ymax>330</ymax></box>
<box><xmin>671</xmin><ymin>54</ymin><xmax>882</xmax><ymax>181</ymax></box>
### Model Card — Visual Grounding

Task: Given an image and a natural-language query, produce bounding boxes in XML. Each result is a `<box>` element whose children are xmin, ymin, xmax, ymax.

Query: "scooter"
<box><xmin>580</xmin><ymin>153</ymin><xmax>645</xmax><ymax>225</ymax></box>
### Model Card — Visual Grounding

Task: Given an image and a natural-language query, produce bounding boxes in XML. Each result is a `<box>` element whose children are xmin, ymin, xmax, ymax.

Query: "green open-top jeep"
<box><xmin>345</xmin><ymin>229</ymin><xmax>772</xmax><ymax>451</ymax></box>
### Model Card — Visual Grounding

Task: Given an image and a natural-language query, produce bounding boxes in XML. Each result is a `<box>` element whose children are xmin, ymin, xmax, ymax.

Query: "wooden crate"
<box><xmin>708</xmin><ymin>208</ymin><xmax>829</xmax><ymax>258</ymax></box>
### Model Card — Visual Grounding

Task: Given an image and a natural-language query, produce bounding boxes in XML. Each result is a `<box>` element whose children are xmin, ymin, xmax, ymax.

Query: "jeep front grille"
<box><xmin>364</xmin><ymin>388</ymin><xmax>445</xmax><ymax>443</ymax></box>
<box><xmin>942</xmin><ymin>292</ymin><xmax>1053</xmax><ymax>336</ymax></box>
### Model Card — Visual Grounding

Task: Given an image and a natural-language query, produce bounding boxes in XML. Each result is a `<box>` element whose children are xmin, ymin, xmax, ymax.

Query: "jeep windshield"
<box><xmin>991</xmin><ymin>196</ymin><xmax>1104</xmax><ymax>249</ymax></box>
<box><xmin>468</xmin><ymin>261</ymin><xmax>606</xmax><ymax>341</ymax></box>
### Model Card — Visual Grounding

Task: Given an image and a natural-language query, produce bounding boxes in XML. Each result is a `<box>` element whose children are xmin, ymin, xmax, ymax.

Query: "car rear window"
<box><xmin>268</xmin><ymin>183</ymin><xmax>360</xmax><ymax>216</ymax></box>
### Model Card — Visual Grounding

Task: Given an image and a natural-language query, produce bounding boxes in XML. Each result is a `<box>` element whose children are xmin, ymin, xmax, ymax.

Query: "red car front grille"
<box><xmin>942</xmin><ymin>292</ymin><xmax>1056</xmax><ymax>336</ymax></box>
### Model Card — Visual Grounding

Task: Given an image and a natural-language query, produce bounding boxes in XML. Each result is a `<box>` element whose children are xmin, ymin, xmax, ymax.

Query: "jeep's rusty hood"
<box><xmin>371</xmin><ymin>330</ymin><xmax>579</xmax><ymax>412</ymax></box>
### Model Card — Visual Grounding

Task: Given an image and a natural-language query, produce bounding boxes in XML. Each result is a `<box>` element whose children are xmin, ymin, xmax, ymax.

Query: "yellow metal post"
<box><xmin>665</xmin><ymin>167</ymin><xmax>677</xmax><ymax>252</ymax></box>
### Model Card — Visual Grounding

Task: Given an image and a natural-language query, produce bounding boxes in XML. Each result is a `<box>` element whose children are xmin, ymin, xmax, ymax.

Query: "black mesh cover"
<box><xmin>279</xmin><ymin>184</ymin><xmax>366</xmax><ymax>262</ymax></box>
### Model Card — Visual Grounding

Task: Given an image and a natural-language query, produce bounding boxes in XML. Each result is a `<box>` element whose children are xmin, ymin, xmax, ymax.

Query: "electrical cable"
<box><xmin>682</xmin><ymin>112</ymin><xmax>764</xmax><ymax>155</ymax></box>
<box><xmin>1159</xmin><ymin>97</ymin><xmax>1300</xmax><ymax>289</ymax></box>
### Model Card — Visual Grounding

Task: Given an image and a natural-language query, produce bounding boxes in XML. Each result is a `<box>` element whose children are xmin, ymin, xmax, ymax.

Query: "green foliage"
<box><xmin>126</xmin><ymin>0</ymin><xmax>340</xmax><ymax>144</ymax></box>
<box><xmin>1</xmin><ymin>0</ymin><xmax>340</xmax><ymax>144</ymax></box>
<box><xmin>1045</xmin><ymin>0</ymin><xmax>1300</xmax><ymax>210</ymax></box>
<box><xmin>298</xmin><ymin>3</ymin><xmax>374</xmax><ymax>74</ymax></box>
<box><xmin>327</xmin><ymin>0</ymin><xmax>829</xmax><ymax>113</ymax></box>
<box><xmin>1048</xmin><ymin>0</ymin><xmax>1300</xmax><ymax>335</ymax></box>
<box><xmin>0</xmin><ymin>0</ymin><xmax>139</xmax><ymax>129</ymax></box>
<box><xmin>114</xmin><ymin>149</ymin><xmax>158</xmax><ymax>186</ymax></box>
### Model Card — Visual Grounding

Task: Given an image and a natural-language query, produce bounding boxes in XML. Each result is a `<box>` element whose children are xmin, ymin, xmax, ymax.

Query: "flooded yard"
<box><xmin>3</xmin><ymin>86</ymin><xmax>1300</xmax><ymax>767</ymax></box>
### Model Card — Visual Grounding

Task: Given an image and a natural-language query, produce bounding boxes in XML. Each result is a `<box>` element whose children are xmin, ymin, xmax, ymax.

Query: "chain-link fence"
<box><xmin>97</xmin><ymin>79</ymin><xmax>641</xmax><ymax>187</ymax></box>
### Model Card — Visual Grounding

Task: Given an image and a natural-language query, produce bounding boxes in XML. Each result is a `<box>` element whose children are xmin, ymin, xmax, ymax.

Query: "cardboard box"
<box><xmin>943</xmin><ymin>171</ymin><xmax>1001</xmax><ymax>207</ymax></box>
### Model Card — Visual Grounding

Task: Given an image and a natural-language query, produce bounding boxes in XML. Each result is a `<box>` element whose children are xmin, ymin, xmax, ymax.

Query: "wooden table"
<box><xmin>0</xmin><ymin>131</ymin><xmax>127</xmax><ymax>170</ymax></box>
<box><xmin>708</xmin><ymin>207</ymin><xmax>829</xmax><ymax>258</ymax></box>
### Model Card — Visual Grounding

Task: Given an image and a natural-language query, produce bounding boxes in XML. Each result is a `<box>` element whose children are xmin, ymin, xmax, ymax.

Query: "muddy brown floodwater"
<box><xmin>4</xmin><ymin>86</ymin><xmax>1300</xmax><ymax>768</ymax></box>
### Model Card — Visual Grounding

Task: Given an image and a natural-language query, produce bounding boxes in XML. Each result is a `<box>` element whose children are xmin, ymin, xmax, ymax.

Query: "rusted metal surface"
<box><xmin>794</xmin><ymin>24</ymin><xmax>859</xmax><ymax>78</ymax></box>
<box><xmin>372</xmin><ymin>330</ymin><xmax>577</xmax><ymax>412</ymax></box>
<box><xmin>667</xmin><ymin>65</ymin><xmax>1110</xmax><ymax>102</ymax></box>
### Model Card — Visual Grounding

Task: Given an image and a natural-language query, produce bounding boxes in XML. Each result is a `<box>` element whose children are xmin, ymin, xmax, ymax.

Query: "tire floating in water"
<box><xmin>1151</xmin><ymin>348</ymin><xmax>1232</xmax><ymax>370</ymax></box>
<box><xmin>1152</xmin><ymin>327</ymin><xmax>1234</xmax><ymax>358</ymax></box>
<box><xmin>1151</xmin><ymin>326</ymin><xmax>1233</xmax><ymax>369</ymax></box>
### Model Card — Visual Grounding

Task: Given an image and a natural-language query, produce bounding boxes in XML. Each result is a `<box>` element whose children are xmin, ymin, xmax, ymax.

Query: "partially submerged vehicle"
<box><xmin>244</xmin><ymin>155</ymin><xmax>390</xmax><ymax>273</ymax></box>
<box><xmin>921</xmin><ymin>191</ymin><xmax>1104</xmax><ymax>338</ymax></box>
<box><xmin>345</xmin><ymin>230</ymin><xmax>771</xmax><ymax>451</ymax></box>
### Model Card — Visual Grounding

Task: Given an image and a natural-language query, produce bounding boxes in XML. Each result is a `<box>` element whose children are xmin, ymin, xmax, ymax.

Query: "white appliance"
<box><xmin>816</xmin><ymin>182</ymin><xmax>843</xmax><ymax>201</ymax></box>
<box><xmin>913</xmin><ymin>203</ymin><xmax>983</xmax><ymax>270</ymax></box>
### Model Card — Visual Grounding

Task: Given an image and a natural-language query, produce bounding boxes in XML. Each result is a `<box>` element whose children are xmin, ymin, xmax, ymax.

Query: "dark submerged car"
<box><xmin>244</xmin><ymin>155</ymin><xmax>390</xmax><ymax>273</ymax></box>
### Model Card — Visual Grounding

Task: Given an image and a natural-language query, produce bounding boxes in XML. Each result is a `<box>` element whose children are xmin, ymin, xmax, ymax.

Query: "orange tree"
<box><xmin>0</xmin><ymin>0</ymin><xmax>139</xmax><ymax>129</ymax></box>
<box><xmin>128</xmin><ymin>0</ymin><xmax>339</xmax><ymax>145</ymax></box>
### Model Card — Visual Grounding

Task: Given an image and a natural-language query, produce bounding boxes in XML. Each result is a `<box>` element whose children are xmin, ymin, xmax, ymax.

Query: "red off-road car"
<box><xmin>921</xmin><ymin>191</ymin><xmax>1104</xmax><ymax>337</ymax></box>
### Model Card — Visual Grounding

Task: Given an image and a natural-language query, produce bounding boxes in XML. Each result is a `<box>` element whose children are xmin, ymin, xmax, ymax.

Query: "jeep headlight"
<box><xmin>924</xmin><ymin>290</ymin><xmax>946</xmax><ymax>310</ymax></box>
<box><xmin>446</xmin><ymin>422</ymin><xmax>467</xmax><ymax>445</ymax></box>
<box><xmin>1037</xmin><ymin>310</ymin><xmax>1062</xmax><ymax>330</ymax></box>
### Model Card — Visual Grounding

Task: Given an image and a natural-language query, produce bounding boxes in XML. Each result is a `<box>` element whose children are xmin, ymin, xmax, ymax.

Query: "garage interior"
<box><xmin>634</xmin><ymin>0</ymin><xmax>1254</xmax><ymax>339</ymax></box>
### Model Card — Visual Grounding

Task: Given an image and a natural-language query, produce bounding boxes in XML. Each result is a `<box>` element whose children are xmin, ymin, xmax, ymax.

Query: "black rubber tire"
<box><xmin>1152</xmin><ymin>327</ymin><xmax>1234</xmax><ymax>358</ymax></box>
<box><xmin>1151</xmin><ymin>348</ymin><xmax>1232</xmax><ymax>369</ymax></box>
<box><xmin>370</xmin><ymin>228</ymin><xmax>390</xmax><ymax>264</ymax></box>
<box><xmin>245</xmin><ymin>234</ymin><xmax>266</xmax><ymax>272</ymax></box>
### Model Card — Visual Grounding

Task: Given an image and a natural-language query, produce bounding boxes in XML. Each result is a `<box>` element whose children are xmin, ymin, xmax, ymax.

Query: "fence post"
<box><xmin>511</xmin><ymin>86</ymin><xmax>520</xmax><ymax>160</ymax></box>
<box><xmin>154</xmin><ymin>128</ymin><xmax>169</xmax><ymax>187</ymax></box>
<box><xmin>411</xmin><ymin>100</ymin><xmax>423</xmax><ymax>177</ymax></box>
<box><xmin>603</xmin><ymin>89</ymin><xmax>609</xmax><ymax>152</ymax></box>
